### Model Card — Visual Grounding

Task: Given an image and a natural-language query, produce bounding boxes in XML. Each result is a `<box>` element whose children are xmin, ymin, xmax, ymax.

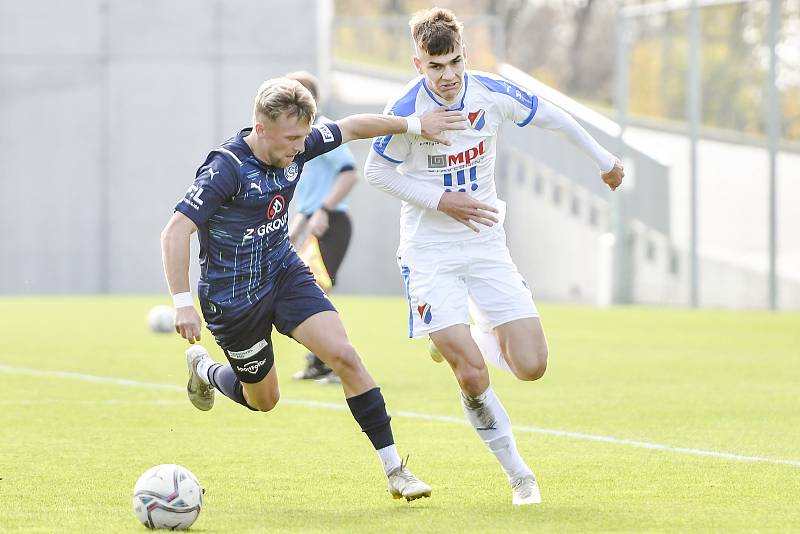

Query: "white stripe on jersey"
<box><xmin>215</xmin><ymin>147</ymin><xmax>243</xmax><ymax>165</ymax></box>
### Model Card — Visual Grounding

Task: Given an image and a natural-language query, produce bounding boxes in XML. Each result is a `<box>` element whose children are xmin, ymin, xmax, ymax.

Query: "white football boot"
<box><xmin>387</xmin><ymin>459</ymin><xmax>432</xmax><ymax>502</ymax></box>
<box><xmin>428</xmin><ymin>338</ymin><xmax>444</xmax><ymax>363</ymax></box>
<box><xmin>511</xmin><ymin>474</ymin><xmax>542</xmax><ymax>505</ymax></box>
<box><xmin>186</xmin><ymin>345</ymin><xmax>215</xmax><ymax>411</ymax></box>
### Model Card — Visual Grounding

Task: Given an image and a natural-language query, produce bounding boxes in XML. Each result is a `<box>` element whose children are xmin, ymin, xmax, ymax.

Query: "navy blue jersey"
<box><xmin>175</xmin><ymin>122</ymin><xmax>343</xmax><ymax>315</ymax></box>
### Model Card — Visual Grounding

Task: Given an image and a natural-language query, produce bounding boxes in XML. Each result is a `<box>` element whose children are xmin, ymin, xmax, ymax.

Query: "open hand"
<box><xmin>418</xmin><ymin>107</ymin><xmax>467</xmax><ymax>146</ymax></box>
<box><xmin>437</xmin><ymin>192</ymin><xmax>499</xmax><ymax>232</ymax></box>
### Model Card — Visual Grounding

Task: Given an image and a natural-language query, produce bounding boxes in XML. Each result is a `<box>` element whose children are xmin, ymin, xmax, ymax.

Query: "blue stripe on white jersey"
<box><xmin>372</xmin><ymin>79</ymin><xmax>425</xmax><ymax>164</ymax></box>
<box><xmin>400</xmin><ymin>264</ymin><xmax>414</xmax><ymax>338</ymax></box>
<box><xmin>472</xmin><ymin>74</ymin><xmax>538</xmax><ymax>126</ymax></box>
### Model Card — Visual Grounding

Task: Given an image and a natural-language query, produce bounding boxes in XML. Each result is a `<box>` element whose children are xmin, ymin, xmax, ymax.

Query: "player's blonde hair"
<box><xmin>409</xmin><ymin>7</ymin><xmax>463</xmax><ymax>56</ymax></box>
<box><xmin>253</xmin><ymin>77</ymin><xmax>316</xmax><ymax>124</ymax></box>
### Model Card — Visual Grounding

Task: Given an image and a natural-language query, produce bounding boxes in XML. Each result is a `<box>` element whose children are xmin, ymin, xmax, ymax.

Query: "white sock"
<box><xmin>196</xmin><ymin>357</ymin><xmax>217</xmax><ymax>385</ymax></box>
<box><xmin>470</xmin><ymin>325</ymin><xmax>513</xmax><ymax>374</ymax></box>
<box><xmin>461</xmin><ymin>386</ymin><xmax>532</xmax><ymax>481</ymax></box>
<box><xmin>377</xmin><ymin>444</ymin><xmax>402</xmax><ymax>476</ymax></box>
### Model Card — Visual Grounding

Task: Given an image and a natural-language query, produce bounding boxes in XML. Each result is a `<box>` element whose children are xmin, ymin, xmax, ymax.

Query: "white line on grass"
<box><xmin>2</xmin><ymin>363</ymin><xmax>799</xmax><ymax>468</ymax></box>
<box><xmin>0</xmin><ymin>399</ymin><xmax>185</xmax><ymax>405</ymax></box>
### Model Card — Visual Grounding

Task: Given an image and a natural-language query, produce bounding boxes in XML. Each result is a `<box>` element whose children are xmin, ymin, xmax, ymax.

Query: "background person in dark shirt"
<box><xmin>286</xmin><ymin>71</ymin><xmax>358</xmax><ymax>385</ymax></box>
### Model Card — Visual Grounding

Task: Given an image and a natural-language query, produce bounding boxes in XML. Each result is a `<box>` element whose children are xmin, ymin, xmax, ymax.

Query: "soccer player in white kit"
<box><xmin>364</xmin><ymin>7</ymin><xmax>624</xmax><ymax>505</ymax></box>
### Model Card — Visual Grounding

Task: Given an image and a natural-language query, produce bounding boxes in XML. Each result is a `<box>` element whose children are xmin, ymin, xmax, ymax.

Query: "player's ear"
<box><xmin>412</xmin><ymin>55</ymin><xmax>422</xmax><ymax>74</ymax></box>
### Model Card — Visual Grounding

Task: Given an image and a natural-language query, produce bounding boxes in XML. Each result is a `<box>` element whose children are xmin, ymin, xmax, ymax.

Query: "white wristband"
<box><xmin>405</xmin><ymin>116</ymin><xmax>421</xmax><ymax>136</ymax></box>
<box><xmin>172</xmin><ymin>292</ymin><xmax>193</xmax><ymax>308</ymax></box>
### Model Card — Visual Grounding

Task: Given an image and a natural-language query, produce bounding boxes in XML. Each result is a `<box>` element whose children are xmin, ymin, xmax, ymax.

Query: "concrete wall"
<box><xmin>498</xmin><ymin>148</ymin><xmax>800</xmax><ymax>310</ymax></box>
<box><xmin>0</xmin><ymin>0</ymin><xmax>330</xmax><ymax>295</ymax></box>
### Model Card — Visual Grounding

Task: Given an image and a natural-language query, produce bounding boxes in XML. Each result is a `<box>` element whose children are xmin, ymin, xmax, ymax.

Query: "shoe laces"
<box><xmin>512</xmin><ymin>476</ymin><xmax>535</xmax><ymax>498</ymax></box>
<box><xmin>391</xmin><ymin>455</ymin><xmax>418</xmax><ymax>483</ymax></box>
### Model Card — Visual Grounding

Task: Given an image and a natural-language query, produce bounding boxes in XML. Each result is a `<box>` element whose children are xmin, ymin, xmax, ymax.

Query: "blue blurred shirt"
<box><xmin>293</xmin><ymin>115</ymin><xmax>356</xmax><ymax>216</ymax></box>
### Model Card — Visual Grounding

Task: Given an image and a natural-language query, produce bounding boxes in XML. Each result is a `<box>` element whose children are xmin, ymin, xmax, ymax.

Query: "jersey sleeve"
<box><xmin>473</xmin><ymin>74</ymin><xmax>539</xmax><ymax>127</ymax></box>
<box><xmin>371</xmin><ymin>80</ymin><xmax>423</xmax><ymax>164</ymax></box>
<box><xmin>304</xmin><ymin>121</ymin><xmax>344</xmax><ymax>162</ymax></box>
<box><xmin>371</xmin><ymin>129</ymin><xmax>412</xmax><ymax>164</ymax></box>
<box><xmin>174</xmin><ymin>154</ymin><xmax>239</xmax><ymax>227</ymax></box>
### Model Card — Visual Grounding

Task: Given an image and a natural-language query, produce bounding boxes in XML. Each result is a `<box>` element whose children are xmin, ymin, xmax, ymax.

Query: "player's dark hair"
<box><xmin>253</xmin><ymin>78</ymin><xmax>316</xmax><ymax>124</ymax></box>
<box><xmin>409</xmin><ymin>7</ymin><xmax>463</xmax><ymax>56</ymax></box>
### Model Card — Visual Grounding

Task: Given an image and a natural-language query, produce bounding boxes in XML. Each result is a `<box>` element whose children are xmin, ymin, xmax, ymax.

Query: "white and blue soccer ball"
<box><xmin>132</xmin><ymin>464</ymin><xmax>203</xmax><ymax>530</ymax></box>
<box><xmin>147</xmin><ymin>305</ymin><xmax>175</xmax><ymax>334</ymax></box>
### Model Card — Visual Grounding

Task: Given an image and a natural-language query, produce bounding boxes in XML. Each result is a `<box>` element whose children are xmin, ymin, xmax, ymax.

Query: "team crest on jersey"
<box><xmin>285</xmin><ymin>162</ymin><xmax>299</xmax><ymax>182</ymax></box>
<box><xmin>267</xmin><ymin>194</ymin><xmax>285</xmax><ymax>219</ymax></box>
<box><xmin>417</xmin><ymin>303</ymin><xmax>432</xmax><ymax>325</ymax></box>
<box><xmin>468</xmin><ymin>109</ymin><xmax>486</xmax><ymax>130</ymax></box>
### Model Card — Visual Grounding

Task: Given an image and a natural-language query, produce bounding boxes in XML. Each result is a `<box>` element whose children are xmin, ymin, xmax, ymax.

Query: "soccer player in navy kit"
<box><xmin>160</xmin><ymin>77</ymin><xmax>466</xmax><ymax>501</ymax></box>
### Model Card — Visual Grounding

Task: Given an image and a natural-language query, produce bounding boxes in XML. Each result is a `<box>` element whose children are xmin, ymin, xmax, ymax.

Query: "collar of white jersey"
<box><xmin>421</xmin><ymin>73</ymin><xmax>469</xmax><ymax>111</ymax></box>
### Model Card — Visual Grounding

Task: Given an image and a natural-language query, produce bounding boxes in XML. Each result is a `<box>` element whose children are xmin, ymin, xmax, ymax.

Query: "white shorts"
<box><xmin>397</xmin><ymin>228</ymin><xmax>539</xmax><ymax>338</ymax></box>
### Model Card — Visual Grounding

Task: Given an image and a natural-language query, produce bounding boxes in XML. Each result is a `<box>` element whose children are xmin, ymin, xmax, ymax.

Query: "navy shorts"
<box><xmin>199</xmin><ymin>256</ymin><xmax>336</xmax><ymax>383</ymax></box>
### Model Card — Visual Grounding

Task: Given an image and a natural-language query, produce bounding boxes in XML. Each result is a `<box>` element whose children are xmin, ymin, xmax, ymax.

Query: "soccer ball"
<box><xmin>132</xmin><ymin>464</ymin><xmax>203</xmax><ymax>530</ymax></box>
<box><xmin>147</xmin><ymin>305</ymin><xmax>175</xmax><ymax>334</ymax></box>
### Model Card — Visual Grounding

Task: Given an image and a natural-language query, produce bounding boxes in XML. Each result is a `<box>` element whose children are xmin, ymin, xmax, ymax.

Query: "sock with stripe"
<box><xmin>461</xmin><ymin>385</ymin><xmax>532</xmax><ymax>481</ymax></box>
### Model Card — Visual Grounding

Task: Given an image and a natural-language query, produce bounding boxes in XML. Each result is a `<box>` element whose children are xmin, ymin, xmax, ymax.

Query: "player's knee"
<box><xmin>322</xmin><ymin>342</ymin><xmax>361</xmax><ymax>374</ymax></box>
<box><xmin>514</xmin><ymin>348</ymin><xmax>548</xmax><ymax>381</ymax></box>
<box><xmin>248</xmin><ymin>389</ymin><xmax>280</xmax><ymax>412</ymax></box>
<box><xmin>455</xmin><ymin>362</ymin><xmax>489</xmax><ymax>392</ymax></box>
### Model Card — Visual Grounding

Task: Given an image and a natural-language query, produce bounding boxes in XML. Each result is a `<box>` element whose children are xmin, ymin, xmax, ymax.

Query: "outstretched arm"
<box><xmin>365</xmin><ymin>150</ymin><xmax>498</xmax><ymax>232</ymax></box>
<box><xmin>161</xmin><ymin>211</ymin><xmax>203</xmax><ymax>344</ymax></box>
<box><xmin>337</xmin><ymin>107</ymin><xmax>467</xmax><ymax>145</ymax></box>
<box><xmin>533</xmin><ymin>99</ymin><xmax>624</xmax><ymax>190</ymax></box>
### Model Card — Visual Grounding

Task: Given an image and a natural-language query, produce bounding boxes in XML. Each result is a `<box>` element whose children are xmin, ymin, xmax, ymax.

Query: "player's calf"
<box><xmin>496</xmin><ymin>318</ymin><xmax>548</xmax><ymax>381</ymax></box>
<box><xmin>242</xmin><ymin>383</ymin><xmax>280</xmax><ymax>412</ymax></box>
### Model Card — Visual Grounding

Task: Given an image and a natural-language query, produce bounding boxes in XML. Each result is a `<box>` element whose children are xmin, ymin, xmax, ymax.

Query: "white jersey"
<box><xmin>372</xmin><ymin>70</ymin><xmax>538</xmax><ymax>245</ymax></box>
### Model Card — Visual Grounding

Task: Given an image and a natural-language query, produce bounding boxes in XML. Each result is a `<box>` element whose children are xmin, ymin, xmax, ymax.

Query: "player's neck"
<box><xmin>439</xmin><ymin>94</ymin><xmax>458</xmax><ymax>106</ymax></box>
<box><xmin>243</xmin><ymin>130</ymin><xmax>275</xmax><ymax>167</ymax></box>
<box><xmin>426</xmin><ymin>77</ymin><xmax>464</xmax><ymax>106</ymax></box>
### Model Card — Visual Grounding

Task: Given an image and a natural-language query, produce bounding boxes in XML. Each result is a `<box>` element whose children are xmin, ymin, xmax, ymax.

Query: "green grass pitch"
<box><xmin>0</xmin><ymin>296</ymin><xmax>798</xmax><ymax>532</ymax></box>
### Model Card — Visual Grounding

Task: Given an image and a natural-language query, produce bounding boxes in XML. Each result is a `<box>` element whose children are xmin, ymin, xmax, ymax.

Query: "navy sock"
<box><xmin>208</xmin><ymin>364</ymin><xmax>257</xmax><ymax>411</ymax></box>
<box><xmin>346</xmin><ymin>387</ymin><xmax>394</xmax><ymax>449</ymax></box>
